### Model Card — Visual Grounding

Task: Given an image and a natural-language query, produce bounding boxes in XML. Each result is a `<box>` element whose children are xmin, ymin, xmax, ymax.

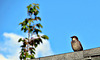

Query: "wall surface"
<box><xmin>32</xmin><ymin>47</ymin><xmax>100</xmax><ymax>60</ymax></box>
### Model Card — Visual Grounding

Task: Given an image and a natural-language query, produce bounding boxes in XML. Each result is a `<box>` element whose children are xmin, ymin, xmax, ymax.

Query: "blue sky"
<box><xmin>0</xmin><ymin>0</ymin><xmax>100</xmax><ymax>60</ymax></box>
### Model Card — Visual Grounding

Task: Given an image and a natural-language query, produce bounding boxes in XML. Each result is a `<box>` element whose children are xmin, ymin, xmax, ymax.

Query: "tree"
<box><xmin>18</xmin><ymin>3</ymin><xmax>49</xmax><ymax>60</ymax></box>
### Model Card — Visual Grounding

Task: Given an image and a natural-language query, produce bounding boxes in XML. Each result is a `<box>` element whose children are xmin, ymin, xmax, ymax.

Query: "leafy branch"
<box><xmin>18</xmin><ymin>3</ymin><xmax>49</xmax><ymax>60</ymax></box>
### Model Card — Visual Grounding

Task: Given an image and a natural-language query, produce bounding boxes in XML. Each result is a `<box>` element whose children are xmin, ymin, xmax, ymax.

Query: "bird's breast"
<box><xmin>72</xmin><ymin>41</ymin><xmax>81</xmax><ymax>51</ymax></box>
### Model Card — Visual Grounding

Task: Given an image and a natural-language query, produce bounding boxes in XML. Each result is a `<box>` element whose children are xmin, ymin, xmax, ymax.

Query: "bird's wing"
<box><xmin>71</xmin><ymin>41</ymin><xmax>74</xmax><ymax>51</ymax></box>
<box><xmin>79</xmin><ymin>41</ymin><xmax>83</xmax><ymax>50</ymax></box>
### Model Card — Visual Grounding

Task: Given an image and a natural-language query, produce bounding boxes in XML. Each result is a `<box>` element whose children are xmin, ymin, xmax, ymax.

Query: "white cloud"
<box><xmin>32</xmin><ymin>34</ymin><xmax>54</xmax><ymax>57</ymax></box>
<box><xmin>3</xmin><ymin>32</ymin><xmax>23</xmax><ymax>45</ymax></box>
<box><xmin>0</xmin><ymin>32</ymin><xmax>23</xmax><ymax>60</ymax></box>
<box><xmin>35</xmin><ymin>39</ymin><xmax>53</xmax><ymax>57</ymax></box>
<box><xmin>0</xmin><ymin>32</ymin><xmax>53</xmax><ymax>60</ymax></box>
<box><xmin>0</xmin><ymin>54</ymin><xmax>7</xmax><ymax>60</ymax></box>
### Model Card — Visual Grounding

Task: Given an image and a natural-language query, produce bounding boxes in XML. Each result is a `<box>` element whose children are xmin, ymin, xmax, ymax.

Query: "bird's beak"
<box><xmin>70</xmin><ymin>37</ymin><xmax>73</xmax><ymax>38</ymax></box>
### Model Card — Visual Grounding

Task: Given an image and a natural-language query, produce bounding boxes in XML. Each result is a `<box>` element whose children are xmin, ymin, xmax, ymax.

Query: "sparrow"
<box><xmin>71</xmin><ymin>36</ymin><xmax>83</xmax><ymax>52</ymax></box>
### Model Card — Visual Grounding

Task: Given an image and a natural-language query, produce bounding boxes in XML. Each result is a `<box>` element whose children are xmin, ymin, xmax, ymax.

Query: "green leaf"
<box><xmin>21</xmin><ymin>50</ymin><xmax>24</xmax><ymax>58</ymax></box>
<box><xmin>25</xmin><ymin>38</ymin><xmax>28</xmax><ymax>39</ymax></box>
<box><xmin>31</xmin><ymin>50</ymin><xmax>35</xmax><ymax>54</ymax></box>
<box><xmin>19</xmin><ymin>22</ymin><xmax>23</xmax><ymax>25</ymax></box>
<box><xmin>30</xmin><ymin>48</ymin><xmax>35</xmax><ymax>54</ymax></box>
<box><xmin>32</xmin><ymin>8</ymin><xmax>35</xmax><ymax>12</ymax></box>
<box><xmin>34</xmin><ymin>44</ymin><xmax>38</xmax><ymax>48</ymax></box>
<box><xmin>20</xmin><ymin>54</ymin><xmax>22</xmax><ymax>60</ymax></box>
<box><xmin>25</xmin><ymin>19</ymin><xmax>28</xmax><ymax>25</ymax></box>
<box><xmin>27</xmin><ymin>4</ymin><xmax>32</xmax><ymax>11</ymax></box>
<box><xmin>29</xmin><ymin>47</ymin><xmax>35</xmax><ymax>51</ymax></box>
<box><xmin>33</xmin><ymin>3</ymin><xmax>36</xmax><ymax>5</ymax></box>
<box><xmin>36</xmin><ymin>23</ymin><xmax>43</xmax><ymax>28</ymax></box>
<box><xmin>20</xmin><ymin>45</ymin><xmax>25</xmax><ymax>47</ymax></box>
<box><xmin>27</xmin><ymin>6</ymin><xmax>30</xmax><ymax>11</ymax></box>
<box><xmin>23</xmin><ymin>25</ymin><xmax>26</xmax><ymax>29</ymax></box>
<box><xmin>18</xmin><ymin>38</ymin><xmax>22</xmax><ymax>42</ymax></box>
<box><xmin>33</xmin><ymin>29</ymin><xmax>42</xmax><ymax>34</ymax></box>
<box><xmin>36</xmin><ymin>4</ymin><xmax>39</xmax><ymax>6</ymax></box>
<box><xmin>36</xmin><ymin>6</ymin><xmax>40</xmax><ymax>9</ymax></box>
<box><xmin>23</xmin><ymin>56</ymin><xmax>26</xmax><ymax>60</ymax></box>
<box><xmin>21</xmin><ymin>23</ymin><xmax>24</xmax><ymax>26</ymax></box>
<box><xmin>29</xmin><ymin>4</ymin><xmax>32</xmax><ymax>8</ymax></box>
<box><xmin>21</xmin><ymin>27</ymin><xmax>23</xmax><ymax>31</ymax></box>
<box><xmin>29</xmin><ymin>18</ymin><xmax>34</xmax><ymax>21</ymax></box>
<box><xmin>28</xmin><ymin>20</ymin><xmax>31</xmax><ymax>24</ymax></box>
<box><xmin>33</xmin><ymin>6</ymin><xmax>36</xmax><ymax>10</ymax></box>
<box><xmin>30</xmin><ymin>8</ymin><xmax>33</xmax><ymax>13</ymax></box>
<box><xmin>37</xmin><ymin>17</ymin><xmax>41</xmax><ymax>21</ymax></box>
<box><xmin>36</xmin><ymin>38</ymin><xmax>42</xmax><ymax>43</ymax></box>
<box><xmin>28</xmin><ymin>55</ymin><xmax>31</xmax><ymax>58</ymax></box>
<box><xmin>32</xmin><ymin>48</ymin><xmax>35</xmax><ymax>51</ymax></box>
<box><xmin>31</xmin><ymin>54</ymin><xmax>35</xmax><ymax>59</ymax></box>
<box><xmin>29</xmin><ymin>26</ymin><xmax>32</xmax><ymax>28</ymax></box>
<box><xmin>28</xmin><ymin>25</ymin><xmax>33</xmax><ymax>32</ymax></box>
<box><xmin>38</xmin><ymin>29</ymin><xmax>42</xmax><ymax>33</ymax></box>
<box><xmin>24</xmin><ymin>28</ymin><xmax>27</xmax><ymax>32</ymax></box>
<box><xmin>33</xmin><ymin>38</ymin><xmax>42</xmax><ymax>44</ymax></box>
<box><xmin>34</xmin><ymin>10</ymin><xmax>39</xmax><ymax>16</ymax></box>
<box><xmin>41</xmin><ymin>35</ymin><xmax>49</xmax><ymax>40</ymax></box>
<box><xmin>37</xmin><ymin>34</ymin><xmax>40</xmax><ymax>37</ymax></box>
<box><xmin>26</xmin><ymin>52</ymin><xmax>29</xmax><ymax>58</ymax></box>
<box><xmin>39</xmin><ymin>38</ymin><xmax>42</xmax><ymax>43</ymax></box>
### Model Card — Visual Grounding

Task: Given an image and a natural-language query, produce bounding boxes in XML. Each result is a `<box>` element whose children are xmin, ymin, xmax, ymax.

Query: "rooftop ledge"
<box><xmin>32</xmin><ymin>47</ymin><xmax>100</xmax><ymax>60</ymax></box>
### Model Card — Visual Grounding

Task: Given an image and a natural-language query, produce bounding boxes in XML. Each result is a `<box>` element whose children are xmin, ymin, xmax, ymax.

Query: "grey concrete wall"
<box><xmin>32</xmin><ymin>47</ymin><xmax>100</xmax><ymax>60</ymax></box>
